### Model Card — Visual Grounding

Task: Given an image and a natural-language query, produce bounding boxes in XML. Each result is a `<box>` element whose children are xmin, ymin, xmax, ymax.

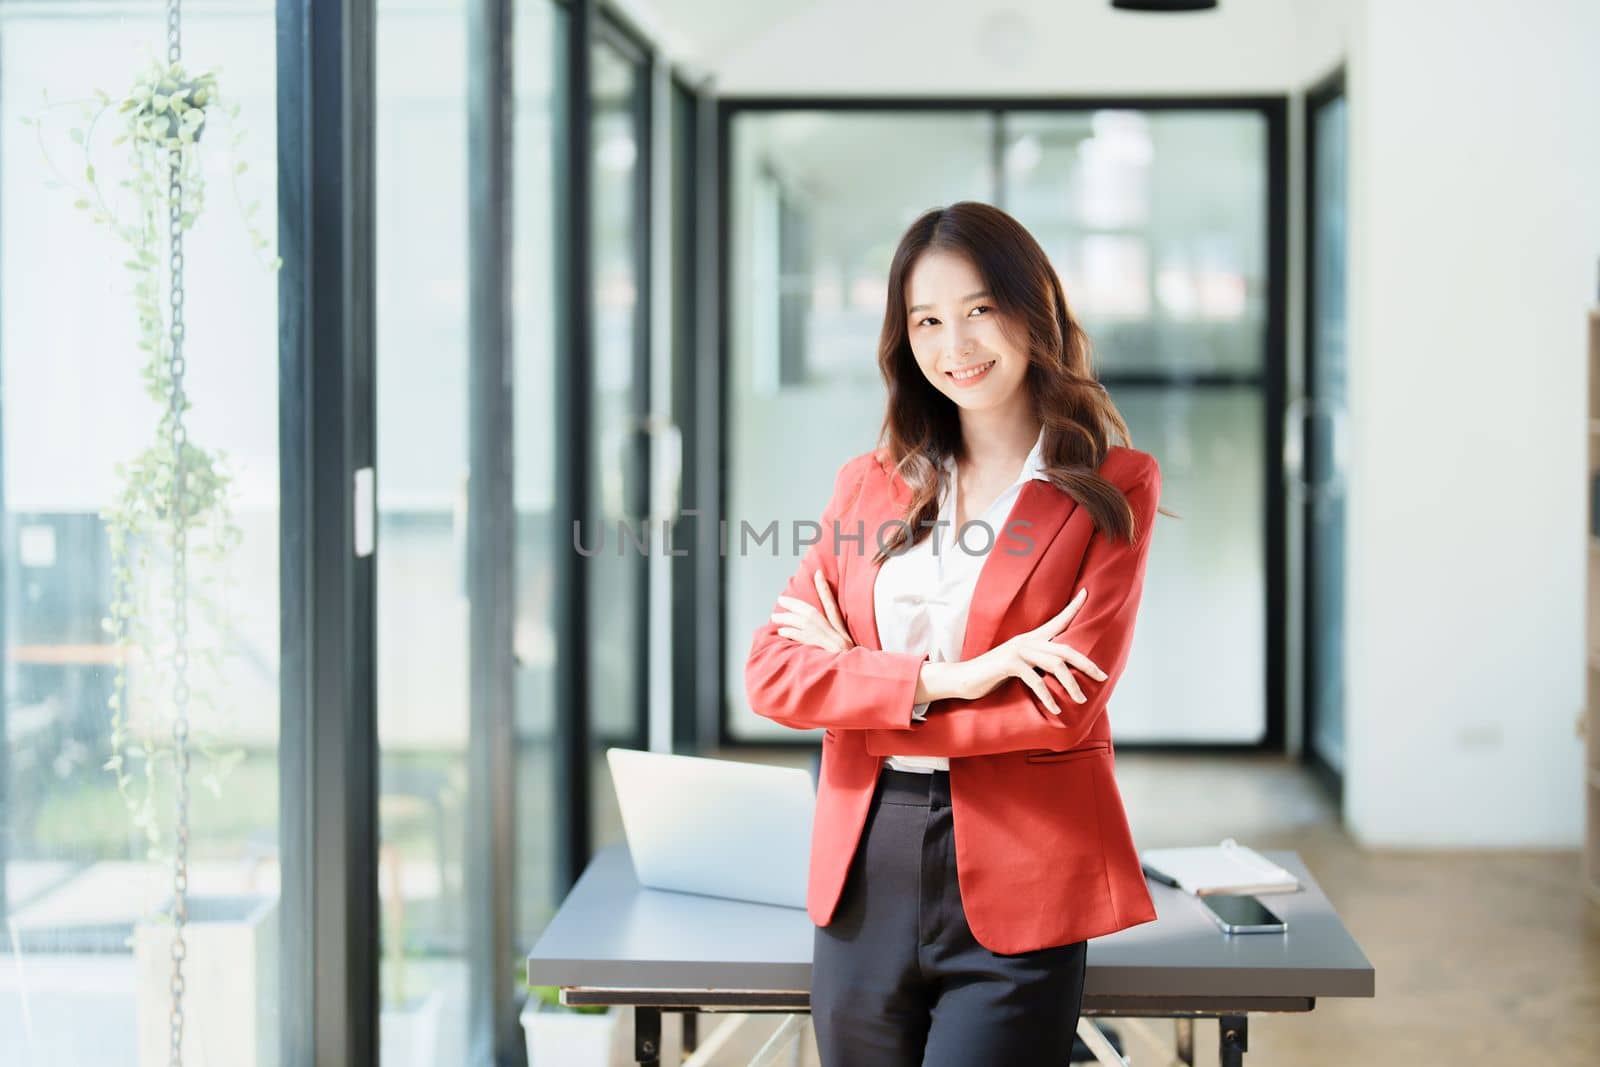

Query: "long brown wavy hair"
<box><xmin>871</xmin><ymin>200</ymin><xmax>1170</xmax><ymax>565</ymax></box>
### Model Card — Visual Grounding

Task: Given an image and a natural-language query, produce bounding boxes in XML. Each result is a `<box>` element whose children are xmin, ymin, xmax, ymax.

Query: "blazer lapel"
<box><xmin>958</xmin><ymin>479</ymin><xmax>1076</xmax><ymax>659</ymax></box>
<box><xmin>842</xmin><ymin>455</ymin><xmax>1077</xmax><ymax>659</ymax></box>
<box><xmin>840</xmin><ymin>456</ymin><xmax>906</xmax><ymax>654</ymax></box>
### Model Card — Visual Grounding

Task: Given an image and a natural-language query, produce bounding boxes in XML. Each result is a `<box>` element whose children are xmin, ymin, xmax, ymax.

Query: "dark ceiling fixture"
<box><xmin>1111</xmin><ymin>0</ymin><xmax>1220</xmax><ymax>11</ymax></box>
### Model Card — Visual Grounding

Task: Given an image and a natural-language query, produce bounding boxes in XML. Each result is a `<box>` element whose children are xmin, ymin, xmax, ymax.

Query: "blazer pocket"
<box><xmin>1023</xmin><ymin>740</ymin><xmax>1110</xmax><ymax>764</ymax></box>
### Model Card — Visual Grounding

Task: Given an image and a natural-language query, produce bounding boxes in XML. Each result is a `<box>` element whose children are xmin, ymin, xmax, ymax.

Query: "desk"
<box><xmin>528</xmin><ymin>843</ymin><xmax>1374</xmax><ymax>1066</ymax></box>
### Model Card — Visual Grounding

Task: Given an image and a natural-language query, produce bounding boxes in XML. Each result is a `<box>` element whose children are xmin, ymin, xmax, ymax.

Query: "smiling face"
<box><xmin>903</xmin><ymin>248</ymin><xmax>1032</xmax><ymax>416</ymax></box>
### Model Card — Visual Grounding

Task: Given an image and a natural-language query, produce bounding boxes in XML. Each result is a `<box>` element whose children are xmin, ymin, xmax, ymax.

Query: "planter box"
<box><xmin>380</xmin><ymin>988</ymin><xmax>444</xmax><ymax>1067</ymax></box>
<box><xmin>134</xmin><ymin>894</ymin><xmax>279</xmax><ymax>1067</ymax></box>
<box><xmin>520</xmin><ymin>997</ymin><xmax>625</xmax><ymax>1067</ymax></box>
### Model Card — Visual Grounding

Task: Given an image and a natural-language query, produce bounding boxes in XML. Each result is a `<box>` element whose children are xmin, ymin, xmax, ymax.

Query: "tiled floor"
<box><xmin>672</xmin><ymin>748</ymin><xmax>1600</xmax><ymax>1067</ymax></box>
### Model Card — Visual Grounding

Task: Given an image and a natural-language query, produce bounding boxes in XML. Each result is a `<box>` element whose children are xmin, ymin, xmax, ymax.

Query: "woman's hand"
<box><xmin>771</xmin><ymin>570</ymin><xmax>855</xmax><ymax>654</ymax></box>
<box><xmin>949</xmin><ymin>588</ymin><xmax>1107</xmax><ymax>716</ymax></box>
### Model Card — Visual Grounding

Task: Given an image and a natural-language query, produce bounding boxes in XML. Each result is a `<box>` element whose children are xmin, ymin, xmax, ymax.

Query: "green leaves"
<box><xmin>34</xmin><ymin>56</ymin><xmax>275</xmax><ymax>867</ymax></box>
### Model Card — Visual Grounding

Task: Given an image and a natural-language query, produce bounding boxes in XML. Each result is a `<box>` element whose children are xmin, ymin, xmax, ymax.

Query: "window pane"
<box><xmin>1</xmin><ymin>4</ymin><xmax>281</xmax><ymax>1062</ymax></box>
<box><xmin>514</xmin><ymin>0</ymin><xmax>562</xmax><ymax>944</ymax></box>
<box><xmin>724</xmin><ymin>110</ymin><xmax>996</xmax><ymax>742</ymax></box>
<box><xmin>1109</xmin><ymin>386</ymin><xmax>1266</xmax><ymax>743</ymax></box>
<box><xmin>376</xmin><ymin>1</ymin><xmax>470</xmax><ymax>1059</ymax></box>
<box><xmin>1005</xmin><ymin>110</ymin><xmax>1269</xmax><ymax>375</ymax></box>
<box><xmin>723</xmin><ymin>107</ymin><xmax>1272</xmax><ymax>746</ymax></box>
<box><xmin>586</xmin><ymin>38</ymin><xmax>646</xmax><ymax>841</ymax></box>
<box><xmin>1309</xmin><ymin>91</ymin><xmax>1349</xmax><ymax>772</ymax></box>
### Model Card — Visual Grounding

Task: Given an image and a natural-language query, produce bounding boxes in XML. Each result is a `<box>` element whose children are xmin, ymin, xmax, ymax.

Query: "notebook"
<box><xmin>1139</xmin><ymin>838</ymin><xmax>1302</xmax><ymax>896</ymax></box>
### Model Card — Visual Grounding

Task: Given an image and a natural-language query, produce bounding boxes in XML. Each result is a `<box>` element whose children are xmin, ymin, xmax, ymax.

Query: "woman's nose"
<box><xmin>944</xmin><ymin>327</ymin><xmax>976</xmax><ymax>359</ymax></box>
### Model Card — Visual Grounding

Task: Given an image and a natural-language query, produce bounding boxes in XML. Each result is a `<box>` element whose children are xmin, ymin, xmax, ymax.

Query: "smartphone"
<box><xmin>1199</xmin><ymin>893</ymin><xmax>1287</xmax><ymax>934</ymax></box>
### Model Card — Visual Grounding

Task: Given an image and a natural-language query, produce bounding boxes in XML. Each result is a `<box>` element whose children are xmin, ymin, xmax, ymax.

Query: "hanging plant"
<box><xmin>25</xmin><ymin>52</ymin><xmax>278</xmax><ymax>868</ymax></box>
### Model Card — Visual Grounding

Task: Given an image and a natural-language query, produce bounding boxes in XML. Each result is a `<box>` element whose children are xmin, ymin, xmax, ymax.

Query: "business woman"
<box><xmin>744</xmin><ymin>201</ymin><xmax>1164</xmax><ymax>1066</ymax></box>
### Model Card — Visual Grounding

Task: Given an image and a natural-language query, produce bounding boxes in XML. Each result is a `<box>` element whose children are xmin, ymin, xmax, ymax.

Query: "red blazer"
<box><xmin>744</xmin><ymin>444</ymin><xmax>1161</xmax><ymax>954</ymax></box>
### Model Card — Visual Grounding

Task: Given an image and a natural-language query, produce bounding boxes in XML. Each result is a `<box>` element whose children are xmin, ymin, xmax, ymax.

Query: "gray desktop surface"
<box><xmin>527</xmin><ymin>844</ymin><xmax>1374</xmax><ymax>1001</ymax></box>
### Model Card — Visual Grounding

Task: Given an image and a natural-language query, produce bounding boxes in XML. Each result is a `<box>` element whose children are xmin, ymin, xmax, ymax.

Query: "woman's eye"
<box><xmin>916</xmin><ymin>306</ymin><xmax>991</xmax><ymax>328</ymax></box>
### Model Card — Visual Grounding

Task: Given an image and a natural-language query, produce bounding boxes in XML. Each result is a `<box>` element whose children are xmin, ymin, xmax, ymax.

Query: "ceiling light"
<box><xmin>1111</xmin><ymin>0</ymin><xmax>1219</xmax><ymax>11</ymax></box>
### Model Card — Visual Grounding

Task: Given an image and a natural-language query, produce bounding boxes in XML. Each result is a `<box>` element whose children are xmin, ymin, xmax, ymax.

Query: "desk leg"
<box><xmin>634</xmin><ymin>1006</ymin><xmax>661</xmax><ymax>1067</ymax></box>
<box><xmin>1219</xmin><ymin>1015</ymin><xmax>1248</xmax><ymax>1067</ymax></box>
<box><xmin>682</xmin><ymin>1010</ymin><xmax>698</xmax><ymax>1054</ymax></box>
<box><xmin>1174</xmin><ymin>1018</ymin><xmax>1194</xmax><ymax>1066</ymax></box>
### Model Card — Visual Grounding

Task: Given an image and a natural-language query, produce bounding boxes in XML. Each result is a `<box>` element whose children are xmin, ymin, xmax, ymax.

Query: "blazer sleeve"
<box><xmin>743</xmin><ymin>454</ymin><xmax>929</xmax><ymax>732</ymax></box>
<box><xmin>860</xmin><ymin>452</ymin><xmax>1161</xmax><ymax>758</ymax></box>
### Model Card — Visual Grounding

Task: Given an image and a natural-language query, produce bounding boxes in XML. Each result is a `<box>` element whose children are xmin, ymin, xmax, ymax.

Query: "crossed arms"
<box><xmin>743</xmin><ymin>452</ymin><xmax>1161</xmax><ymax>758</ymax></box>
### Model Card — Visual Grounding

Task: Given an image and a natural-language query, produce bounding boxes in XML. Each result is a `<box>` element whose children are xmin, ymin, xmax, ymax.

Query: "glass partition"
<box><xmin>585</xmin><ymin>31</ymin><xmax>650</xmax><ymax>850</ymax></box>
<box><xmin>1306</xmin><ymin>83</ymin><xmax>1349</xmax><ymax>776</ymax></box>
<box><xmin>724</xmin><ymin>109</ymin><xmax>997</xmax><ymax>743</ymax></box>
<box><xmin>373</xmin><ymin>0</ymin><xmax>472</xmax><ymax>1058</ymax></box>
<box><xmin>1004</xmin><ymin>108</ymin><xmax>1271</xmax><ymax>743</ymax></box>
<box><xmin>724</xmin><ymin>105</ymin><xmax>1274</xmax><ymax>744</ymax></box>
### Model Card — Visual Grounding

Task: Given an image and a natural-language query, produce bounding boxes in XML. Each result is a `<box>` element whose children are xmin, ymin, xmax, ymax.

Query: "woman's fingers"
<box><xmin>775</xmin><ymin>593</ymin><xmax>825</xmax><ymax>625</ymax></box>
<box><xmin>1014</xmin><ymin>656</ymin><xmax>1062</xmax><ymax>716</ymax></box>
<box><xmin>1018</xmin><ymin>643</ymin><xmax>1087</xmax><ymax>705</ymax></box>
<box><xmin>1034</xmin><ymin>587</ymin><xmax>1088</xmax><ymax>637</ymax></box>
<box><xmin>813</xmin><ymin>571</ymin><xmax>853</xmax><ymax>647</ymax></box>
<box><xmin>776</xmin><ymin>624</ymin><xmax>848</xmax><ymax>653</ymax></box>
<box><xmin>775</xmin><ymin>595</ymin><xmax>834</xmax><ymax>638</ymax></box>
<box><xmin>773</xmin><ymin>589</ymin><xmax>852</xmax><ymax>653</ymax></box>
<box><xmin>1048</xmin><ymin>639</ymin><xmax>1106</xmax><ymax>682</ymax></box>
<box><xmin>777</xmin><ymin>592</ymin><xmax>847</xmax><ymax>641</ymax></box>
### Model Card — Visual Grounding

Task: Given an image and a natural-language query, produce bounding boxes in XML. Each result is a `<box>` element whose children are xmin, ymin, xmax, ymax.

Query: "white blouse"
<box><xmin>873</xmin><ymin>426</ymin><xmax>1051</xmax><ymax>773</ymax></box>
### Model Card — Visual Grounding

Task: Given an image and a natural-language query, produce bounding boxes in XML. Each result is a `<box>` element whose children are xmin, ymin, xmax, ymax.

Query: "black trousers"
<box><xmin>810</xmin><ymin>767</ymin><xmax>1088</xmax><ymax>1067</ymax></box>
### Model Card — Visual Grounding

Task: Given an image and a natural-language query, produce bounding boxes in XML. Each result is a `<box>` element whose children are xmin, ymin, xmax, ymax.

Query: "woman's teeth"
<box><xmin>950</xmin><ymin>360</ymin><xmax>996</xmax><ymax>383</ymax></box>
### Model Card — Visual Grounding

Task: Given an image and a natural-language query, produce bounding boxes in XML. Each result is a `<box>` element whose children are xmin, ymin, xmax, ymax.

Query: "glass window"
<box><xmin>724</xmin><ymin>110</ymin><xmax>997</xmax><ymax>742</ymax></box>
<box><xmin>1109</xmin><ymin>386</ymin><xmax>1265</xmax><ymax>742</ymax></box>
<box><xmin>724</xmin><ymin>106</ymin><xmax>1274</xmax><ymax>744</ymax></box>
<box><xmin>1005</xmin><ymin>110</ymin><xmax>1268</xmax><ymax>375</ymax></box>
<box><xmin>513</xmin><ymin>0</ymin><xmax>562</xmax><ymax>945</ymax></box>
<box><xmin>1</xmin><ymin>3</ymin><xmax>282</xmax><ymax>1061</ymax></box>
<box><xmin>1005</xmin><ymin>108</ymin><xmax>1271</xmax><ymax>743</ymax></box>
<box><xmin>374</xmin><ymin>0</ymin><xmax>473</xmax><ymax>1059</ymax></box>
<box><xmin>1307</xmin><ymin>88</ymin><xmax>1348</xmax><ymax>772</ymax></box>
<box><xmin>585</xmin><ymin>34</ymin><xmax>649</xmax><ymax>845</ymax></box>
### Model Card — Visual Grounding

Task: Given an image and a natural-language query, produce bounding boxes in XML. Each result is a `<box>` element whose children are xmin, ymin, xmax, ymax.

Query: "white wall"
<box><xmin>1343</xmin><ymin>0</ymin><xmax>1600</xmax><ymax>847</ymax></box>
<box><xmin>1295</xmin><ymin>0</ymin><xmax>1352</xmax><ymax>86</ymax></box>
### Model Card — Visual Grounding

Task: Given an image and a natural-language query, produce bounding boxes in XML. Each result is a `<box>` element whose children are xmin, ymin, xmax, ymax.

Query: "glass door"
<box><xmin>1002</xmin><ymin>107</ymin><xmax>1275</xmax><ymax>745</ymax></box>
<box><xmin>721</xmin><ymin>103</ymin><xmax>1283</xmax><ymax>746</ymax></box>
<box><xmin>1303</xmin><ymin>73</ymin><xmax>1349</xmax><ymax>789</ymax></box>
<box><xmin>585</xmin><ymin>26</ymin><xmax>651</xmax><ymax>850</ymax></box>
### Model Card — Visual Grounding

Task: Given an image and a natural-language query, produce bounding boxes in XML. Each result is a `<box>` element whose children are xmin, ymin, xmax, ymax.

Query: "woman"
<box><xmin>744</xmin><ymin>201</ymin><xmax>1167</xmax><ymax>1066</ymax></box>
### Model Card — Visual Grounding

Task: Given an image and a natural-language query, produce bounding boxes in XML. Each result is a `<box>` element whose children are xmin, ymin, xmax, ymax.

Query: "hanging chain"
<box><xmin>164</xmin><ymin>2</ymin><xmax>191</xmax><ymax>1065</ymax></box>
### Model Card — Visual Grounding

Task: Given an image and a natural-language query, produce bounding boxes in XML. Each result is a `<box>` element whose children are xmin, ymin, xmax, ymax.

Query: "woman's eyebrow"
<box><xmin>908</xmin><ymin>290</ymin><xmax>992</xmax><ymax>315</ymax></box>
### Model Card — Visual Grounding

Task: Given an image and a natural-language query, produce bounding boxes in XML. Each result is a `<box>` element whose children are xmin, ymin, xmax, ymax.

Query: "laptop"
<box><xmin>605</xmin><ymin>747</ymin><xmax>815</xmax><ymax>909</ymax></box>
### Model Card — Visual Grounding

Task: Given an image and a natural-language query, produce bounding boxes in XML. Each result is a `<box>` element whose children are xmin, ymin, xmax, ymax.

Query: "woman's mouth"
<box><xmin>947</xmin><ymin>359</ymin><xmax>996</xmax><ymax>387</ymax></box>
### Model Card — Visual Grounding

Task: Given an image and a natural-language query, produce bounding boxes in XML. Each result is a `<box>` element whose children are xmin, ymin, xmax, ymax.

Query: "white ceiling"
<box><xmin>609</xmin><ymin>0</ymin><xmax>1349</xmax><ymax>96</ymax></box>
<box><xmin>606</xmin><ymin>0</ymin><xmax>828</xmax><ymax>83</ymax></box>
